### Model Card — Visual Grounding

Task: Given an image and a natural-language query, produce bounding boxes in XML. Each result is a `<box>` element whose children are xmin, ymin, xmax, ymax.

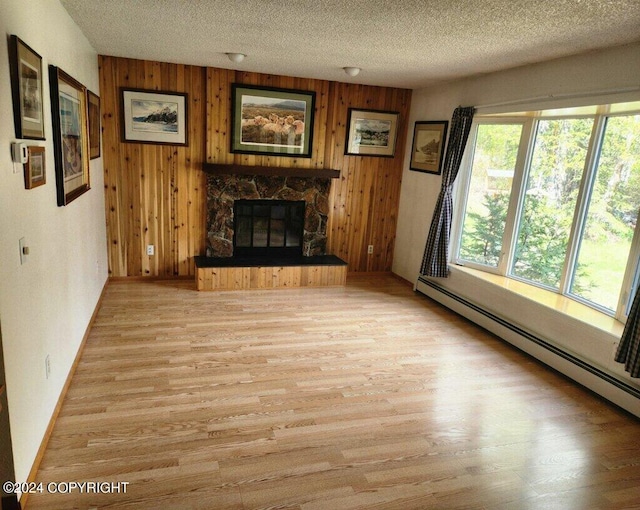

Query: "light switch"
<box><xmin>19</xmin><ymin>237</ymin><xmax>28</xmax><ymax>265</ymax></box>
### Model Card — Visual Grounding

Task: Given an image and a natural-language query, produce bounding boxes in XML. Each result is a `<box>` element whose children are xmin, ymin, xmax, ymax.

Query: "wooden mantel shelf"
<box><xmin>202</xmin><ymin>163</ymin><xmax>340</xmax><ymax>179</ymax></box>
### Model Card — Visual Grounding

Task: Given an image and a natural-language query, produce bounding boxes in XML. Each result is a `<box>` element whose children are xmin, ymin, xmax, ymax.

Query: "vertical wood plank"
<box><xmin>100</xmin><ymin>57</ymin><xmax>411</xmax><ymax>277</ymax></box>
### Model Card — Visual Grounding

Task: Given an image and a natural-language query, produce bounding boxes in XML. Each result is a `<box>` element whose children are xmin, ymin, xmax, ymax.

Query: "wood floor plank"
<box><xmin>25</xmin><ymin>274</ymin><xmax>640</xmax><ymax>510</ymax></box>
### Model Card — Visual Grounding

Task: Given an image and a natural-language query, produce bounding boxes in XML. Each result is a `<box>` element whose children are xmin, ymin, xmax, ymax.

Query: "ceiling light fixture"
<box><xmin>226</xmin><ymin>53</ymin><xmax>246</xmax><ymax>63</ymax></box>
<box><xmin>343</xmin><ymin>67</ymin><xmax>361</xmax><ymax>77</ymax></box>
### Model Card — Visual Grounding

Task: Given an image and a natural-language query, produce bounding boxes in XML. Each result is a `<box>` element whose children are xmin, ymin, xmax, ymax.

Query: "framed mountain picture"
<box><xmin>121</xmin><ymin>88</ymin><xmax>188</xmax><ymax>146</ymax></box>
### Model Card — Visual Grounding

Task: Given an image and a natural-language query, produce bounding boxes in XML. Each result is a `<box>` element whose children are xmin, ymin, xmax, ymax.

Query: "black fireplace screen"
<box><xmin>233</xmin><ymin>200</ymin><xmax>305</xmax><ymax>258</ymax></box>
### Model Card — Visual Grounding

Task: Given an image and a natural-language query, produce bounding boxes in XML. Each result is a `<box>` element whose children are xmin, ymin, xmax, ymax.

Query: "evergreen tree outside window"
<box><xmin>458</xmin><ymin>124</ymin><xmax>521</xmax><ymax>268</ymax></box>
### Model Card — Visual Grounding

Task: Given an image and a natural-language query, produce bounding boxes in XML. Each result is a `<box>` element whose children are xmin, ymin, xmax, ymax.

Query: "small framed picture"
<box><xmin>9</xmin><ymin>35</ymin><xmax>45</xmax><ymax>140</ymax></box>
<box><xmin>231</xmin><ymin>84</ymin><xmax>315</xmax><ymax>157</ymax></box>
<box><xmin>87</xmin><ymin>90</ymin><xmax>101</xmax><ymax>159</ymax></box>
<box><xmin>345</xmin><ymin>109</ymin><xmax>399</xmax><ymax>157</ymax></box>
<box><xmin>410</xmin><ymin>121</ymin><xmax>448</xmax><ymax>174</ymax></box>
<box><xmin>121</xmin><ymin>88</ymin><xmax>188</xmax><ymax>145</ymax></box>
<box><xmin>24</xmin><ymin>146</ymin><xmax>46</xmax><ymax>189</ymax></box>
<box><xmin>49</xmin><ymin>65</ymin><xmax>90</xmax><ymax>206</ymax></box>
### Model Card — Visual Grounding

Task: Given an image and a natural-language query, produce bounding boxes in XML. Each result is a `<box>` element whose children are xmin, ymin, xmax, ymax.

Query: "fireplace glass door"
<box><xmin>234</xmin><ymin>200</ymin><xmax>305</xmax><ymax>258</ymax></box>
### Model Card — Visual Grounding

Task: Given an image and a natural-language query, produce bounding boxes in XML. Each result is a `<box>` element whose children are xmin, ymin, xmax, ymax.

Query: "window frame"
<box><xmin>508</xmin><ymin>113</ymin><xmax>598</xmax><ymax>292</ymax></box>
<box><xmin>451</xmin><ymin>117</ymin><xmax>531</xmax><ymax>276</ymax></box>
<box><xmin>452</xmin><ymin>104</ymin><xmax>640</xmax><ymax>322</ymax></box>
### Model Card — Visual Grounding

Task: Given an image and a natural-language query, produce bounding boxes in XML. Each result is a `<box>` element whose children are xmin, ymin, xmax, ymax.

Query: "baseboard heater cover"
<box><xmin>416</xmin><ymin>276</ymin><xmax>640</xmax><ymax>406</ymax></box>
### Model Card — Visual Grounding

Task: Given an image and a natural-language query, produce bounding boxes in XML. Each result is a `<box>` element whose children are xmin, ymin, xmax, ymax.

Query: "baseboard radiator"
<box><xmin>416</xmin><ymin>276</ymin><xmax>640</xmax><ymax>418</ymax></box>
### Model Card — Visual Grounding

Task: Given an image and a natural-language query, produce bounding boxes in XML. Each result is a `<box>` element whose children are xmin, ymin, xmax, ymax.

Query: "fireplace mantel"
<box><xmin>203</xmin><ymin>163</ymin><xmax>340</xmax><ymax>179</ymax></box>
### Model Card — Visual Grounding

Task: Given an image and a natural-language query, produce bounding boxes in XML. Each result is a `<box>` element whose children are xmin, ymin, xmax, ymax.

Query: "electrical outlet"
<box><xmin>367</xmin><ymin>245</ymin><xmax>373</xmax><ymax>254</ymax></box>
<box><xmin>147</xmin><ymin>245</ymin><xmax>154</xmax><ymax>256</ymax></box>
<box><xmin>45</xmin><ymin>355</ymin><xmax>51</xmax><ymax>379</ymax></box>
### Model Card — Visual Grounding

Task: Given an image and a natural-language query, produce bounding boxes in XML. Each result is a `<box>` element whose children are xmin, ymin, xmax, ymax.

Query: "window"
<box><xmin>458</xmin><ymin>123</ymin><xmax>522</xmax><ymax>268</ymax></box>
<box><xmin>570</xmin><ymin>114</ymin><xmax>640</xmax><ymax>311</ymax></box>
<box><xmin>511</xmin><ymin>118</ymin><xmax>594</xmax><ymax>289</ymax></box>
<box><xmin>454</xmin><ymin>102</ymin><xmax>640</xmax><ymax>321</ymax></box>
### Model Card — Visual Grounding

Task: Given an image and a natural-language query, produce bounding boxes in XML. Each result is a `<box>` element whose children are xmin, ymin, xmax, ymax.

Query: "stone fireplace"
<box><xmin>206</xmin><ymin>173</ymin><xmax>331</xmax><ymax>258</ymax></box>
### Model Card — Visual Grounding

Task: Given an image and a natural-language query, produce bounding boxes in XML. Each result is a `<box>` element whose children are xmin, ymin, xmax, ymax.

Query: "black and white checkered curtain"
<box><xmin>616</xmin><ymin>283</ymin><xmax>640</xmax><ymax>377</ymax></box>
<box><xmin>420</xmin><ymin>106</ymin><xmax>475</xmax><ymax>277</ymax></box>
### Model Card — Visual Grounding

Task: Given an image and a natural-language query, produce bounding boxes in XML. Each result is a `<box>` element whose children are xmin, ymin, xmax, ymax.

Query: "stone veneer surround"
<box><xmin>206</xmin><ymin>174</ymin><xmax>331</xmax><ymax>257</ymax></box>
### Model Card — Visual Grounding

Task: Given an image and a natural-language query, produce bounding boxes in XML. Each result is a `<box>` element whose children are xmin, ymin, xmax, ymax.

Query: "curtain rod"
<box><xmin>474</xmin><ymin>85</ymin><xmax>640</xmax><ymax>110</ymax></box>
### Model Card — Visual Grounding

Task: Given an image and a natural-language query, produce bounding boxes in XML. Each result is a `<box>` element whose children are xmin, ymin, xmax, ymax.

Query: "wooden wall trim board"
<box><xmin>108</xmin><ymin>275</ymin><xmax>195</xmax><ymax>283</ymax></box>
<box><xmin>390</xmin><ymin>272</ymin><xmax>416</xmax><ymax>288</ymax></box>
<box><xmin>20</xmin><ymin>280</ymin><xmax>109</xmax><ymax>508</ymax></box>
<box><xmin>347</xmin><ymin>271</ymin><xmax>416</xmax><ymax>289</ymax></box>
<box><xmin>100</xmin><ymin>56</ymin><xmax>411</xmax><ymax>277</ymax></box>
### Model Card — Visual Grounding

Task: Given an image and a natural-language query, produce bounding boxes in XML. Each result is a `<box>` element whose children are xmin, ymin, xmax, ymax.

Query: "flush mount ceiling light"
<box><xmin>226</xmin><ymin>53</ymin><xmax>246</xmax><ymax>63</ymax></box>
<box><xmin>343</xmin><ymin>67</ymin><xmax>361</xmax><ymax>77</ymax></box>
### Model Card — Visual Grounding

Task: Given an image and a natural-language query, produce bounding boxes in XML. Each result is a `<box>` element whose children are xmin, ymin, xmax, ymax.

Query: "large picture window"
<box><xmin>453</xmin><ymin>102</ymin><xmax>640</xmax><ymax>321</ymax></box>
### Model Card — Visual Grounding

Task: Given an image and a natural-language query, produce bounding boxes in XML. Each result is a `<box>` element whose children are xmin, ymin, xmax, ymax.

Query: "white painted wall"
<box><xmin>394</xmin><ymin>42</ymin><xmax>640</xmax><ymax>283</ymax></box>
<box><xmin>393</xmin><ymin>42</ymin><xmax>640</xmax><ymax>412</ymax></box>
<box><xmin>0</xmin><ymin>0</ymin><xmax>107</xmax><ymax>484</ymax></box>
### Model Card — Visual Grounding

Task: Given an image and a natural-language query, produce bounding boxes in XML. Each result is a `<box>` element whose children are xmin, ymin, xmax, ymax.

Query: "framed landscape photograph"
<box><xmin>24</xmin><ymin>146</ymin><xmax>46</xmax><ymax>189</ymax></box>
<box><xmin>231</xmin><ymin>84</ymin><xmax>315</xmax><ymax>157</ymax></box>
<box><xmin>87</xmin><ymin>90</ymin><xmax>101</xmax><ymax>158</ymax></box>
<box><xmin>9</xmin><ymin>35</ymin><xmax>45</xmax><ymax>140</ymax></box>
<box><xmin>49</xmin><ymin>65</ymin><xmax>90</xmax><ymax>206</ymax></box>
<box><xmin>410</xmin><ymin>120</ymin><xmax>448</xmax><ymax>174</ymax></box>
<box><xmin>345</xmin><ymin>109</ymin><xmax>399</xmax><ymax>157</ymax></box>
<box><xmin>121</xmin><ymin>88</ymin><xmax>188</xmax><ymax>145</ymax></box>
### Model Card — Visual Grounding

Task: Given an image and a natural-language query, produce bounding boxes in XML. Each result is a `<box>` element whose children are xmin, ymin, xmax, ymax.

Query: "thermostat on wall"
<box><xmin>11</xmin><ymin>142</ymin><xmax>28</xmax><ymax>164</ymax></box>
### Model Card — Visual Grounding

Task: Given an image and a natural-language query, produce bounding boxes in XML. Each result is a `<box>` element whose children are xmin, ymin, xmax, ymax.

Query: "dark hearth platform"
<box><xmin>195</xmin><ymin>255</ymin><xmax>348</xmax><ymax>290</ymax></box>
<box><xmin>194</xmin><ymin>254</ymin><xmax>347</xmax><ymax>268</ymax></box>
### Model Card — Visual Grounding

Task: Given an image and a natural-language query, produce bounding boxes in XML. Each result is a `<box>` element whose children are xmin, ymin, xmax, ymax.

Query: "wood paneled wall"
<box><xmin>100</xmin><ymin>56</ymin><xmax>411</xmax><ymax>277</ymax></box>
<box><xmin>100</xmin><ymin>56</ymin><xmax>207</xmax><ymax>277</ymax></box>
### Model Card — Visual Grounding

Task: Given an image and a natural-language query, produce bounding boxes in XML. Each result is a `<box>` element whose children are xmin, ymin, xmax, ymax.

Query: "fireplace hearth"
<box><xmin>198</xmin><ymin>173</ymin><xmax>347</xmax><ymax>289</ymax></box>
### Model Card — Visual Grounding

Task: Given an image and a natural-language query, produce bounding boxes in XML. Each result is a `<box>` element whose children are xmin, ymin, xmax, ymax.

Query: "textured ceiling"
<box><xmin>60</xmin><ymin>0</ymin><xmax>640</xmax><ymax>89</ymax></box>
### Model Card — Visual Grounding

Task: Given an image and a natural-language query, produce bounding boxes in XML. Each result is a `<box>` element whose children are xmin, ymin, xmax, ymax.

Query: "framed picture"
<box><xmin>345</xmin><ymin>109</ymin><xmax>399</xmax><ymax>157</ymax></box>
<box><xmin>231</xmin><ymin>84</ymin><xmax>315</xmax><ymax>157</ymax></box>
<box><xmin>410</xmin><ymin>121</ymin><xmax>449</xmax><ymax>174</ymax></box>
<box><xmin>9</xmin><ymin>35</ymin><xmax>45</xmax><ymax>140</ymax></box>
<box><xmin>49</xmin><ymin>65</ymin><xmax>90</xmax><ymax>206</ymax></box>
<box><xmin>121</xmin><ymin>88</ymin><xmax>188</xmax><ymax>145</ymax></box>
<box><xmin>24</xmin><ymin>146</ymin><xmax>46</xmax><ymax>189</ymax></box>
<box><xmin>87</xmin><ymin>90</ymin><xmax>101</xmax><ymax>159</ymax></box>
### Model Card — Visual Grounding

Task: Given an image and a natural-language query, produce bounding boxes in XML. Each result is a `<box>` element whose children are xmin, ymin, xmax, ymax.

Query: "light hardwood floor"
<box><xmin>26</xmin><ymin>274</ymin><xmax>640</xmax><ymax>510</ymax></box>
